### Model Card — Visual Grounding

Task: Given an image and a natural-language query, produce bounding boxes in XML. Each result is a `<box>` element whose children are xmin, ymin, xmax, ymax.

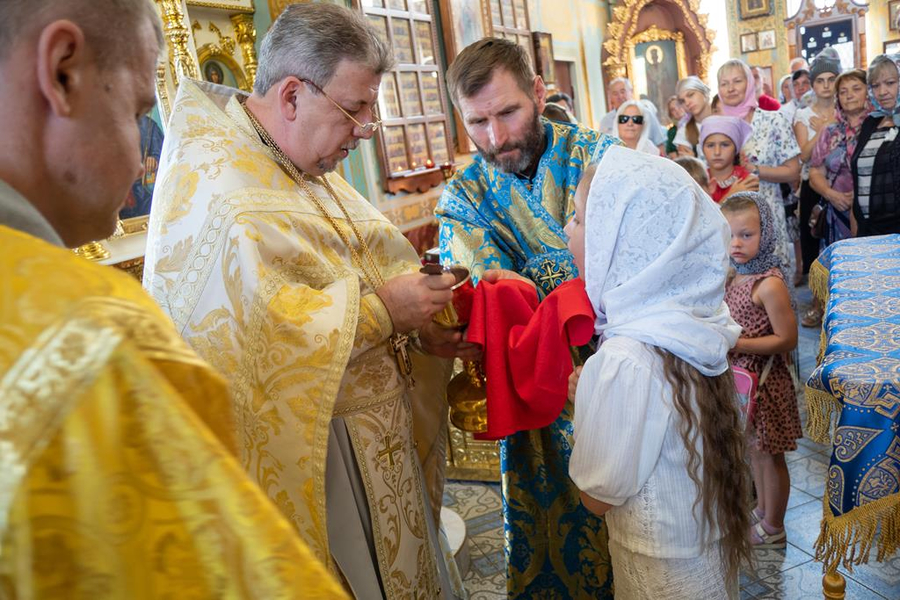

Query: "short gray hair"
<box><xmin>255</xmin><ymin>3</ymin><xmax>394</xmax><ymax>94</ymax></box>
<box><xmin>609</xmin><ymin>77</ymin><xmax>633</xmax><ymax>92</ymax></box>
<box><xmin>0</xmin><ymin>0</ymin><xmax>163</xmax><ymax>68</ymax></box>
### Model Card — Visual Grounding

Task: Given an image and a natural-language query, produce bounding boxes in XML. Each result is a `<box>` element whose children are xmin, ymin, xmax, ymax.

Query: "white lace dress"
<box><xmin>569</xmin><ymin>337</ymin><xmax>737</xmax><ymax>600</ymax></box>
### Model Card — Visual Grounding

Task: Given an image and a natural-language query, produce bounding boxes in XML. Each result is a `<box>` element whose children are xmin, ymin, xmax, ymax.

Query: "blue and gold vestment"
<box><xmin>806</xmin><ymin>234</ymin><xmax>900</xmax><ymax>572</ymax></box>
<box><xmin>437</xmin><ymin>118</ymin><xmax>620</xmax><ymax>598</ymax></box>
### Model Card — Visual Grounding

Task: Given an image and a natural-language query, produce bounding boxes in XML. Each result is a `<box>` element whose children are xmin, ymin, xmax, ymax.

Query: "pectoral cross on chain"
<box><xmin>390</xmin><ymin>333</ymin><xmax>415</xmax><ymax>389</ymax></box>
<box><xmin>377</xmin><ymin>433</ymin><xmax>403</xmax><ymax>468</ymax></box>
<box><xmin>536</xmin><ymin>259</ymin><xmax>565</xmax><ymax>290</ymax></box>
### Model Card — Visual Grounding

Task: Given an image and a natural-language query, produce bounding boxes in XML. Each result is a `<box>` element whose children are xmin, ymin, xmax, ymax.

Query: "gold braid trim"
<box><xmin>815</xmin><ymin>492</ymin><xmax>900</xmax><ymax>572</ymax></box>
<box><xmin>804</xmin><ymin>386</ymin><xmax>841</xmax><ymax>445</ymax></box>
<box><xmin>805</xmin><ymin>257</ymin><xmax>835</xmax><ymax>444</ymax></box>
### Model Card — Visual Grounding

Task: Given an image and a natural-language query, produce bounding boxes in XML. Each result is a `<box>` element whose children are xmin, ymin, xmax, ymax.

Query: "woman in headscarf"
<box><xmin>718</xmin><ymin>58</ymin><xmax>801</xmax><ymax>280</ymax></box>
<box><xmin>809</xmin><ymin>69</ymin><xmax>870</xmax><ymax>245</ymax></box>
<box><xmin>615</xmin><ymin>100</ymin><xmax>660</xmax><ymax>155</ymax></box>
<box><xmin>566</xmin><ymin>146</ymin><xmax>750</xmax><ymax>600</ymax></box>
<box><xmin>850</xmin><ymin>54</ymin><xmax>900</xmax><ymax>236</ymax></box>
<box><xmin>674</xmin><ymin>76</ymin><xmax>713</xmax><ymax>159</ymax></box>
<box><xmin>778</xmin><ymin>74</ymin><xmax>797</xmax><ymax>125</ymax></box>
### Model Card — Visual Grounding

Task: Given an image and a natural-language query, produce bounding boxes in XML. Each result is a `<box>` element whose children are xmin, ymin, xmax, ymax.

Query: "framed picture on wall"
<box><xmin>886</xmin><ymin>39</ymin><xmax>900</xmax><ymax>54</ymax></box>
<box><xmin>741</xmin><ymin>33</ymin><xmax>758</xmax><ymax>53</ymax></box>
<box><xmin>891</xmin><ymin>1</ymin><xmax>900</xmax><ymax>32</ymax></box>
<box><xmin>755</xmin><ymin>66</ymin><xmax>774</xmax><ymax>97</ymax></box>
<box><xmin>758</xmin><ymin>29</ymin><xmax>776</xmax><ymax>50</ymax></box>
<box><xmin>740</xmin><ymin>0</ymin><xmax>772</xmax><ymax>20</ymax></box>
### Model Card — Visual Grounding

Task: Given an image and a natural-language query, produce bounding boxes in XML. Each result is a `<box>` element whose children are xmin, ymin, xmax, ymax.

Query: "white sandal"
<box><xmin>750</xmin><ymin>521</ymin><xmax>786</xmax><ymax>550</ymax></box>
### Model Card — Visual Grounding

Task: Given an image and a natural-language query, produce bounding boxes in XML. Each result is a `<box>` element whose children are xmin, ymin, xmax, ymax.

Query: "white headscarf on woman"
<box><xmin>584</xmin><ymin>146</ymin><xmax>740</xmax><ymax>376</ymax></box>
<box><xmin>615</xmin><ymin>100</ymin><xmax>660</xmax><ymax>155</ymax></box>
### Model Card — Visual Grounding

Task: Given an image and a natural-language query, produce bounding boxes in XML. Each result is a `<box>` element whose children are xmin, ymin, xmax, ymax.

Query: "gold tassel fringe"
<box><xmin>815</xmin><ymin>492</ymin><xmax>900</xmax><ymax>573</ymax></box>
<box><xmin>808</xmin><ymin>259</ymin><xmax>831</xmax><ymax>305</ymax></box>
<box><xmin>805</xmin><ymin>385</ymin><xmax>841</xmax><ymax>445</ymax></box>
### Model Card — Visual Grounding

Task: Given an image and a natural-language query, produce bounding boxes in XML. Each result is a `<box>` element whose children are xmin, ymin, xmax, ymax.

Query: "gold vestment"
<box><xmin>143</xmin><ymin>80</ymin><xmax>451</xmax><ymax>598</ymax></box>
<box><xmin>0</xmin><ymin>224</ymin><xmax>346</xmax><ymax>599</ymax></box>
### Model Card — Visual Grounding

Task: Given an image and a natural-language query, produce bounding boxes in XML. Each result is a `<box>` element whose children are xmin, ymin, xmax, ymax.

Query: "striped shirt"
<box><xmin>857</xmin><ymin>128</ymin><xmax>893</xmax><ymax>217</ymax></box>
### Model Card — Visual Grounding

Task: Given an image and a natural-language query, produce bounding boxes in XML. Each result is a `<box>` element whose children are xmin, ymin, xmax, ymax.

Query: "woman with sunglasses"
<box><xmin>616</xmin><ymin>100</ymin><xmax>661</xmax><ymax>155</ymax></box>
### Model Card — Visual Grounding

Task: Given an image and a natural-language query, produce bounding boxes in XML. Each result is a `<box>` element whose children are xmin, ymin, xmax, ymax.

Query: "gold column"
<box><xmin>231</xmin><ymin>13</ymin><xmax>258</xmax><ymax>88</ymax></box>
<box><xmin>156</xmin><ymin>0</ymin><xmax>199</xmax><ymax>86</ymax></box>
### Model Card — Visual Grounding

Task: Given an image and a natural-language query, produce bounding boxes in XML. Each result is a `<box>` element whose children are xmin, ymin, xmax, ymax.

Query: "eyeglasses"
<box><xmin>618</xmin><ymin>114</ymin><xmax>644</xmax><ymax>125</ymax></box>
<box><xmin>299</xmin><ymin>78</ymin><xmax>382</xmax><ymax>134</ymax></box>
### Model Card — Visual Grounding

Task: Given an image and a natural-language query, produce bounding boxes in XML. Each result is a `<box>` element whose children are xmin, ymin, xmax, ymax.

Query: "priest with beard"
<box><xmin>436</xmin><ymin>37</ymin><xmax>619</xmax><ymax>598</ymax></box>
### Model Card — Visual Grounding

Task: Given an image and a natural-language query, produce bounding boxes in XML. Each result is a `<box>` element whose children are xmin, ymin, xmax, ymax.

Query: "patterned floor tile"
<box><xmin>836</xmin><ymin>553</ymin><xmax>900</xmax><ymax>599</ymax></box>
<box><xmin>783</xmin><ymin>499</ymin><xmax>827</xmax><ymax>557</ymax></box>
<box><xmin>786</xmin><ymin>487</ymin><xmax>818</xmax><ymax>511</ymax></box>
<box><xmin>787</xmin><ymin>455</ymin><xmax>828</xmax><ymax>498</ymax></box>
<box><xmin>740</xmin><ymin>543</ymin><xmax>815</xmax><ymax>587</ymax></box>
<box><xmin>462</xmin><ymin>570</ymin><xmax>506</xmax><ymax>600</ymax></box>
<box><xmin>740</xmin><ymin>586</ymin><xmax>758</xmax><ymax>599</ymax></box>
<box><xmin>445</xmin><ymin>481</ymin><xmax>503</xmax><ymax>522</ymax></box>
<box><xmin>748</xmin><ymin>558</ymin><xmax>887</xmax><ymax>599</ymax></box>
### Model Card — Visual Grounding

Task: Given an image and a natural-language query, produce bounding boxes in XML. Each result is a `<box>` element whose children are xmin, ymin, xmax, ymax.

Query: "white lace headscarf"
<box><xmin>584</xmin><ymin>146</ymin><xmax>741</xmax><ymax>376</ymax></box>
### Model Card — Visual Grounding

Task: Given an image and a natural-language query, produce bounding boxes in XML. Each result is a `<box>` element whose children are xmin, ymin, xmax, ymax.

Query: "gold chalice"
<box><xmin>420</xmin><ymin>262</ymin><xmax>487</xmax><ymax>434</ymax></box>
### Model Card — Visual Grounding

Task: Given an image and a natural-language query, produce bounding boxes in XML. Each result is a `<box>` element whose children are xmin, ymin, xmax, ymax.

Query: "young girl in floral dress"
<box><xmin>721</xmin><ymin>192</ymin><xmax>800</xmax><ymax>549</ymax></box>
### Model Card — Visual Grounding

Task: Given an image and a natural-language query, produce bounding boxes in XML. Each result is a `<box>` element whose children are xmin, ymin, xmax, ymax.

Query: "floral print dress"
<box><xmin>742</xmin><ymin>109</ymin><xmax>801</xmax><ymax>276</ymax></box>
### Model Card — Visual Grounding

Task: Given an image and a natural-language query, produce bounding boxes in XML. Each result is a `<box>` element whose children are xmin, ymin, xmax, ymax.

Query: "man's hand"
<box><xmin>568</xmin><ymin>365</ymin><xmax>582</xmax><ymax>403</ymax></box>
<box><xmin>481</xmin><ymin>269</ymin><xmax>536</xmax><ymax>288</ymax></box>
<box><xmin>377</xmin><ymin>272</ymin><xmax>455</xmax><ymax>333</ymax></box>
<box><xmin>418</xmin><ymin>322</ymin><xmax>483</xmax><ymax>360</ymax></box>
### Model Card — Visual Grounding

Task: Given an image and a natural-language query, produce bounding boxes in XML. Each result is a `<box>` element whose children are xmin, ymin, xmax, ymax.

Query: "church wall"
<box><xmin>866</xmin><ymin>0</ymin><xmax>891</xmax><ymax>66</ymax></box>
<box><xmin>725</xmin><ymin>0</ymin><xmax>791</xmax><ymax>82</ymax></box>
<box><xmin>531</xmin><ymin>0</ymin><xmax>613</xmax><ymax>128</ymax></box>
<box><xmin>206</xmin><ymin>0</ymin><xmax>613</xmax><ymax>236</ymax></box>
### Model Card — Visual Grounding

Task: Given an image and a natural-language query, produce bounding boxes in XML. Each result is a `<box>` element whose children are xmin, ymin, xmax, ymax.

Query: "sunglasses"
<box><xmin>618</xmin><ymin>115</ymin><xmax>644</xmax><ymax>125</ymax></box>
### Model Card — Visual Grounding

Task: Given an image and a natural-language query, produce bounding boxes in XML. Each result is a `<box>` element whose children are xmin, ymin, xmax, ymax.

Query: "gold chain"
<box><xmin>240</xmin><ymin>101</ymin><xmax>384</xmax><ymax>289</ymax></box>
<box><xmin>240</xmin><ymin>99</ymin><xmax>415</xmax><ymax>387</ymax></box>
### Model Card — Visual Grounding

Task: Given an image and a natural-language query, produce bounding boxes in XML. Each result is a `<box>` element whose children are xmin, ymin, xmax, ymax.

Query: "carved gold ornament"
<box><xmin>603</xmin><ymin>0</ymin><xmax>714</xmax><ymax>82</ymax></box>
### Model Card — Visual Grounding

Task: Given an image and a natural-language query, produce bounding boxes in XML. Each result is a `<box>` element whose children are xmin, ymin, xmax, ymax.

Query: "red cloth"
<box><xmin>758</xmin><ymin>94</ymin><xmax>781</xmax><ymax>111</ymax></box>
<box><xmin>465</xmin><ymin>278</ymin><xmax>596</xmax><ymax>440</ymax></box>
<box><xmin>709</xmin><ymin>165</ymin><xmax>752</xmax><ymax>203</ymax></box>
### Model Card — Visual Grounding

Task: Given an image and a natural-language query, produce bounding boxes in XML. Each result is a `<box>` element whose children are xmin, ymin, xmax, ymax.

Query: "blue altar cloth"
<box><xmin>806</xmin><ymin>234</ymin><xmax>900</xmax><ymax>570</ymax></box>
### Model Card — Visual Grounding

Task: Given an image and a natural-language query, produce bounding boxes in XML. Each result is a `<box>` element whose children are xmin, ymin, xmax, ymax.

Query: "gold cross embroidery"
<box><xmin>536</xmin><ymin>259</ymin><xmax>565</xmax><ymax>290</ymax></box>
<box><xmin>377</xmin><ymin>433</ymin><xmax>403</xmax><ymax>468</ymax></box>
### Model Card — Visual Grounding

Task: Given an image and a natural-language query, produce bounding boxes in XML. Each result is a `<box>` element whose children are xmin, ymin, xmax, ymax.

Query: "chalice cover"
<box><xmin>466</xmin><ymin>278</ymin><xmax>595</xmax><ymax>440</ymax></box>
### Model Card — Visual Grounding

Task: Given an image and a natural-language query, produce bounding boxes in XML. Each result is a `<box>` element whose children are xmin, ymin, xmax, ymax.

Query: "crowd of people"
<box><xmin>3</xmin><ymin>1</ymin><xmax>900</xmax><ymax>598</ymax></box>
<box><xmin>546</xmin><ymin>48</ymin><xmax>900</xmax><ymax>329</ymax></box>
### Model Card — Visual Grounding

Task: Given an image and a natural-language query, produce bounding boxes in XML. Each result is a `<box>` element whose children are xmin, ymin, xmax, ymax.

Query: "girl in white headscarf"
<box><xmin>566</xmin><ymin>146</ymin><xmax>750</xmax><ymax>599</ymax></box>
<box><xmin>615</xmin><ymin>100</ymin><xmax>660</xmax><ymax>155</ymax></box>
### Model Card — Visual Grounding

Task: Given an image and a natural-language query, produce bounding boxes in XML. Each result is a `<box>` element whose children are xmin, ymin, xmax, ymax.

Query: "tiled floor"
<box><xmin>443</xmin><ymin>285</ymin><xmax>899</xmax><ymax>599</ymax></box>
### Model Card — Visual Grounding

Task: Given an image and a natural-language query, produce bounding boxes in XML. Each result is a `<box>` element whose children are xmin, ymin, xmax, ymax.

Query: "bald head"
<box><xmin>0</xmin><ymin>0</ymin><xmax>163</xmax><ymax>247</ymax></box>
<box><xmin>0</xmin><ymin>0</ymin><xmax>163</xmax><ymax>69</ymax></box>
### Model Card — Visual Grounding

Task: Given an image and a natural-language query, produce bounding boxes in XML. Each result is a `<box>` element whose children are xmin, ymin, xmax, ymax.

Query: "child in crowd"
<box><xmin>701</xmin><ymin>115</ymin><xmax>758</xmax><ymax>202</ymax></box>
<box><xmin>720</xmin><ymin>192</ymin><xmax>799</xmax><ymax>550</ymax></box>
<box><xmin>673</xmin><ymin>155</ymin><xmax>709</xmax><ymax>189</ymax></box>
<box><xmin>567</xmin><ymin>146</ymin><xmax>750</xmax><ymax>599</ymax></box>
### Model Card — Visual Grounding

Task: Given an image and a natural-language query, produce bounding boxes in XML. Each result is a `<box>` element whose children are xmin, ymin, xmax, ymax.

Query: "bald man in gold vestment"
<box><xmin>0</xmin><ymin>1</ymin><xmax>344</xmax><ymax>597</ymax></box>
